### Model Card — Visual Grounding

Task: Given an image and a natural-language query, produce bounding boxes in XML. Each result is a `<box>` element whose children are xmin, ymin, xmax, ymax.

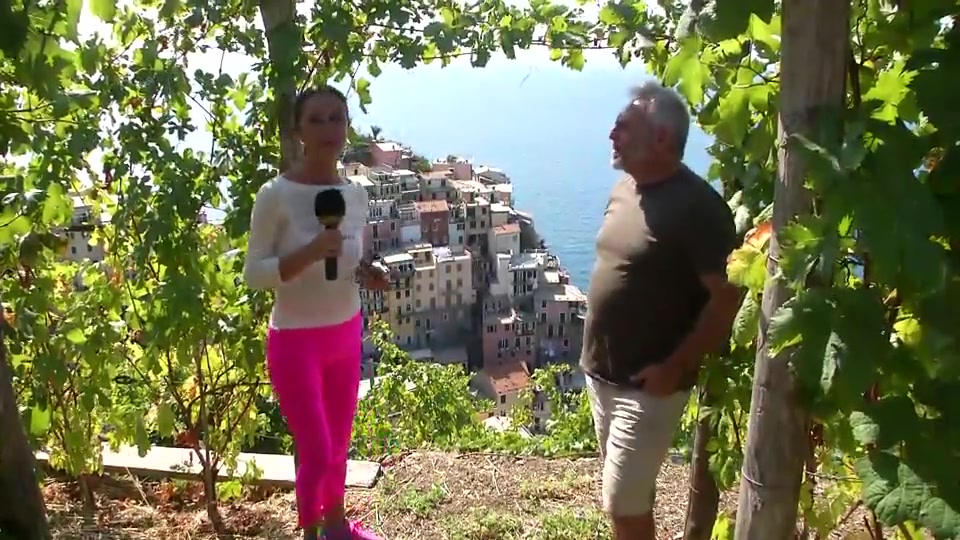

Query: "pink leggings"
<box><xmin>266</xmin><ymin>312</ymin><xmax>363</xmax><ymax>529</ymax></box>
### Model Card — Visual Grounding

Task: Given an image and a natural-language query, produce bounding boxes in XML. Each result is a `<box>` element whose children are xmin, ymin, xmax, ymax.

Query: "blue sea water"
<box><xmin>349</xmin><ymin>51</ymin><xmax>714</xmax><ymax>290</ymax></box>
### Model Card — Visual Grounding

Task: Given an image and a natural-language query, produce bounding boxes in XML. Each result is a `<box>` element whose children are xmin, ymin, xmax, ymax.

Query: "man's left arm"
<box><xmin>666</xmin><ymin>199</ymin><xmax>742</xmax><ymax>375</ymax></box>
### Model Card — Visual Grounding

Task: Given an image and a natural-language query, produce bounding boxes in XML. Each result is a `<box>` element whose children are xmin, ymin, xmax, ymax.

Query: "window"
<box><xmin>500</xmin><ymin>395</ymin><xmax>506</xmax><ymax>404</ymax></box>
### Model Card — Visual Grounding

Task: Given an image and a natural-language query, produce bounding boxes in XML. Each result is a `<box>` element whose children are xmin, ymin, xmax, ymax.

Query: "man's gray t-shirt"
<box><xmin>579</xmin><ymin>166</ymin><xmax>738</xmax><ymax>389</ymax></box>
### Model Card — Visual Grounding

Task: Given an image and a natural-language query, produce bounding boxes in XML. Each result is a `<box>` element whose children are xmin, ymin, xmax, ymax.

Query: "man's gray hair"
<box><xmin>630</xmin><ymin>81</ymin><xmax>691</xmax><ymax>158</ymax></box>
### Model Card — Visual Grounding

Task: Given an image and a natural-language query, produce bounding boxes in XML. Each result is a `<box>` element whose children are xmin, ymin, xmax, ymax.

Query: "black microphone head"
<box><xmin>315</xmin><ymin>188</ymin><xmax>346</xmax><ymax>227</ymax></box>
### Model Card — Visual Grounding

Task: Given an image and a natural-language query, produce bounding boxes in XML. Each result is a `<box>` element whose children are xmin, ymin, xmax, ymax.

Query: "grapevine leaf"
<box><xmin>89</xmin><ymin>0</ymin><xmax>117</xmax><ymax>22</ymax></box>
<box><xmin>767</xmin><ymin>290</ymin><xmax>833</xmax><ymax>388</ymax></box>
<box><xmin>64</xmin><ymin>0</ymin><xmax>83</xmax><ymax>41</ymax></box>
<box><xmin>698</xmin><ymin>0</ymin><xmax>776</xmax><ymax>41</ymax></box>
<box><xmin>849</xmin><ymin>396</ymin><xmax>919</xmax><ymax>449</ymax></box>
<box><xmin>713</xmin><ymin>87</ymin><xmax>750</xmax><ymax>145</ymax></box>
<box><xmin>849</xmin><ymin>411</ymin><xmax>879</xmax><ymax>446</ymax></box>
<box><xmin>156</xmin><ymin>403</ymin><xmax>175</xmax><ymax>438</ymax></box>
<box><xmin>726</xmin><ymin>245</ymin><xmax>767</xmax><ymax>291</ymax></box>
<box><xmin>65</xmin><ymin>327</ymin><xmax>86</xmax><ymax>344</ymax></box>
<box><xmin>134</xmin><ymin>415</ymin><xmax>150</xmax><ymax>458</ymax></box>
<box><xmin>854</xmin><ymin>148</ymin><xmax>949</xmax><ymax>297</ymax></box>
<box><xmin>355</xmin><ymin>77</ymin><xmax>372</xmax><ymax>113</ymax></box>
<box><xmin>731</xmin><ymin>293</ymin><xmax>759</xmax><ymax>347</ymax></box>
<box><xmin>29</xmin><ymin>406</ymin><xmax>51</xmax><ymax>436</ymax></box>
<box><xmin>767</xmin><ymin>289</ymin><xmax>890</xmax><ymax>402</ymax></box>
<box><xmin>746</xmin><ymin>13</ymin><xmax>779</xmax><ymax>52</ymax></box>
<box><xmin>159</xmin><ymin>0</ymin><xmax>181</xmax><ymax>18</ymax></box>
<box><xmin>863</xmin><ymin>60</ymin><xmax>916</xmax><ymax>123</ymax></box>
<box><xmin>855</xmin><ymin>452</ymin><xmax>928</xmax><ymax>528</ymax></box>
<box><xmin>662</xmin><ymin>37</ymin><xmax>710</xmax><ymax>106</ymax></box>
<box><xmin>855</xmin><ymin>451</ymin><xmax>960</xmax><ymax>538</ymax></box>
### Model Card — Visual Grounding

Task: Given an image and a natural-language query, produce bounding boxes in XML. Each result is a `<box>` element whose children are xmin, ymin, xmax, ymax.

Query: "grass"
<box><xmin>43</xmin><ymin>451</ymin><xmax>901</xmax><ymax>540</ymax></box>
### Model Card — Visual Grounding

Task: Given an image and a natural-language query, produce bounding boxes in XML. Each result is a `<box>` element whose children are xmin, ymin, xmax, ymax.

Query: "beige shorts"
<box><xmin>586</xmin><ymin>375</ymin><xmax>690</xmax><ymax>517</ymax></box>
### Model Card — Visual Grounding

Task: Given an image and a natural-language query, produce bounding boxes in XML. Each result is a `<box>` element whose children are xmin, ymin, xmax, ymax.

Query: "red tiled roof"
<box><xmin>415</xmin><ymin>200</ymin><xmax>450</xmax><ymax>213</ymax></box>
<box><xmin>482</xmin><ymin>361</ymin><xmax>530</xmax><ymax>395</ymax></box>
<box><xmin>494</xmin><ymin>223</ymin><xmax>521</xmax><ymax>235</ymax></box>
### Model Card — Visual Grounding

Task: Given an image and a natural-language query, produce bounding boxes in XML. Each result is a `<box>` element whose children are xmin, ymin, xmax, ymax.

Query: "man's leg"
<box><xmin>587</xmin><ymin>376</ymin><xmax>689</xmax><ymax>540</ymax></box>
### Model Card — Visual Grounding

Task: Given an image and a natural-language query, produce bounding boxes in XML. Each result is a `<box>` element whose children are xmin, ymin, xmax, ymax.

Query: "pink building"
<box><xmin>535</xmin><ymin>278</ymin><xmax>586</xmax><ymax>364</ymax></box>
<box><xmin>371</xmin><ymin>142</ymin><xmax>405</xmax><ymax>168</ymax></box>
<box><xmin>431</xmin><ymin>159</ymin><xmax>473</xmax><ymax>180</ymax></box>
<box><xmin>415</xmin><ymin>199</ymin><xmax>450</xmax><ymax>246</ymax></box>
<box><xmin>482</xmin><ymin>308</ymin><xmax>535</xmax><ymax>368</ymax></box>
<box><xmin>369</xmin><ymin>218</ymin><xmax>400</xmax><ymax>253</ymax></box>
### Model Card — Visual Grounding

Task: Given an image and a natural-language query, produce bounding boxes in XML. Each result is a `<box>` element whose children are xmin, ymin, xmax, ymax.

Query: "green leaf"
<box><xmin>42</xmin><ymin>182</ymin><xmax>70</xmax><ymax>225</ymax></box>
<box><xmin>156</xmin><ymin>403</ymin><xmax>176</xmax><ymax>438</ymax></box>
<box><xmin>134</xmin><ymin>415</ymin><xmax>150</xmax><ymax>457</ymax></box>
<box><xmin>562</xmin><ymin>49</ymin><xmax>585</xmax><ymax>71</ymax></box>
<box><xmin>713</xmin><ymin>87</ymin><xmax>750</xmax><ymax>145</ymax></box>
<box><xmin>746</xmin><ymin>13</ymin><xmax>779</xmax><ymax>51</ymax></box>
<box><xmin>89</xmin><ymin>0</ymin><xmax>117</xmax><ymax>21</ymax></box>
<box><xmin>863</xmin><ymin>61</ymin><xmax>917</xmax><ymax>123</ymax></box>
<box><xmin>767</xmin><ymin>289</ymin><xmax>890</xmax><ymax>403</ymax></box>
<box><xmin>29</xmin><ymin>406</ymin><xmax>51</xmax><ymax>436</ymax></box>
<box><xmin>850</xmin><ymin>396</ymin><xmax>920</xmax><ymax>449</ymax></box>
<box><xmin>698</xmin><ymin>0</ymin><xmax>776</xmax><ymax>41</ymax></box>
<box><xmin>731</xmin><ymin>293</ymin><xmax>759</xmax><ymax>347</ymax></box>
<box><xmin>65</xmin><ymin>327</ymin><xmax>86</xmax><ymax>344</ymax></box>
<box><xmin>727</xmin><ymin>245</ymin><xmax>767</xmax><ymax>291</ymax></box>
<box><xmin>159</xmin><ymin>0</ymin><xmax>181</xmax><ymax>18</ymax></box>
<box><xmin>855</xmin><ymin>451</ymin><xmax>960</xmax><ymax>537</ymax></box>
<box><xmin>355</xmin><ymin>77</ymin><xmax>372</xmax><ymax>113</ymax></box>
<box><xmin>64</xmin><ymin>0</ymin><xmax>83</xmax><ymax>40</ymax></box>
<box><xmin>662</xmin><ymin>38</ymin><xmax>710</xmax><ymax>106</ymax></box>
<box><xmin>598</xmin><ymin>5</ymin><xmax>623</xmax><ymax>25</ymax></box>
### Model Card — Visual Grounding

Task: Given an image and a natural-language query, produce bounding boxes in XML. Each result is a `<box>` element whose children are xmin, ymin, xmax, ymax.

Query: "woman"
<box><xmin>243</xmin><ymin>86</ymin><xmax>390</xmax><ymax>540</ymax></box>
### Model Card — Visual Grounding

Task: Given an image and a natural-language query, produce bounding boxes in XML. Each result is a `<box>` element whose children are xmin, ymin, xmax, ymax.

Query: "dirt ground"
<box><xmin>45</xmin><ymin>451</ymin><xmax>885</xmax><ymax>540</ymax></box>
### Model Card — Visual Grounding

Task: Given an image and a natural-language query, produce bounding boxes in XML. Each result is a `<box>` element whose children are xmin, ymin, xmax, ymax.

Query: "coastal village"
<box><xmin>61</xmin><ymin>138</ymin><xmax>589</xmax><ymax>434</ymax></box>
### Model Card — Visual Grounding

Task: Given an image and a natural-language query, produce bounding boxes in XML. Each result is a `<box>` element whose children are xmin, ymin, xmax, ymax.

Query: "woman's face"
<box><xmin>296</xmin><ymin>92</ymin><xmax>349</xmax><ymax>157</ymax></box>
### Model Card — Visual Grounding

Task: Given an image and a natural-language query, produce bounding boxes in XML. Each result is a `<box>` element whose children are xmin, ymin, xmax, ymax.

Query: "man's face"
<box><xmin>609</xmin><ymin>100</ymin><xmax>670</xmax><ymax>172</ymax></box>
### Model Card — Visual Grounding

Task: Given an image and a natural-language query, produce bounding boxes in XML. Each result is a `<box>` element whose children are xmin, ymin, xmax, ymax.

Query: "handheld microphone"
<box><xmin>314</xmin><ymin>189</ymin><xmax>346</xmax><ymax>280</ymax></box>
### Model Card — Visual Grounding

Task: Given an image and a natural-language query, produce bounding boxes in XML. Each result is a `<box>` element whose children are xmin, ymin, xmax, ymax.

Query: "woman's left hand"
<box><xmin>358</xmin><ymin>263</ymin><xmax>392</xmax><ymax>291</ymax></box>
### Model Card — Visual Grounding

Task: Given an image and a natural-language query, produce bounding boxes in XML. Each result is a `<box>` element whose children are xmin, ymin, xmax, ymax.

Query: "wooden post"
<box><xmin>734</xmin><ymin>1</ymin><xmax>851</xmax><ymax>539</ymax></box>
<box><xmin>683</xmin><ymin>387</ymin><xmax>720</xmax><ymax>540</ymax></box>
<box><xmin>0</xmin><ymin>319</ymin><xmax>52</xmax><ymax>540</ymax></box>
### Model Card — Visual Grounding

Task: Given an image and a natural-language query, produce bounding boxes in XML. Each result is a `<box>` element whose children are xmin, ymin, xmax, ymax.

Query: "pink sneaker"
<box><xmin>346</xmin><ymin>520</ymin><xmax>383</xmax><ymax>540</ymax></box>
<box><xmin>322</xmin><ymin>520</ymin><xmax>382</xmax><ymax>540</ymax></box>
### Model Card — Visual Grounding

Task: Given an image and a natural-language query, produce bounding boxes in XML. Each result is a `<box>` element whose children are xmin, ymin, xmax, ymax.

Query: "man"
<box><xmin>580</xmin><ymin>81</ymin><xmax>741</xmax><ymax>540</ymax></box>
